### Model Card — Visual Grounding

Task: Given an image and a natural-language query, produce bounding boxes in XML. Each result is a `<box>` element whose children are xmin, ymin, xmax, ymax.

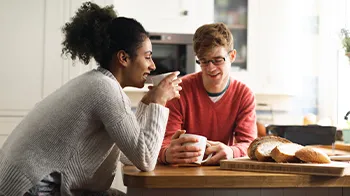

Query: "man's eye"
<box><xmin>214</xmin><ymin>59</ymin><xmax>224</xmax><ymax>63</ymax></box>
<box><xmin>145</xmin><ymin>56</ymin><xmax>151</xmax><ymax>59</ymax></box>
<box><xmin>199</xmin><ymin>60</ymin><xmax>207</xmax><ymax>64</ymax></box>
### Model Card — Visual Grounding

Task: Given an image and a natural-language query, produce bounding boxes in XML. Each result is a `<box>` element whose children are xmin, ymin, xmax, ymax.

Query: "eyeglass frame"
<box><xmin>195</xmin><ymin>50</ymin><xmax>233</xmax><ymax>67</ymax></box>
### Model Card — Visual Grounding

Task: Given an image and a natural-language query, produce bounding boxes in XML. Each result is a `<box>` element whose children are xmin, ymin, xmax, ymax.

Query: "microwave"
<box><xmin>149</xmin><ymin>32</ymin><xmax>195</xmax><ymax>76</ymax></box>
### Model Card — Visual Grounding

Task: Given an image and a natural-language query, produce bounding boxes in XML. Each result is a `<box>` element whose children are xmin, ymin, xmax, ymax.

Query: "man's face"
<box><xmin>198</xmin><ymin>46</ymin><xmax>236</xmax><ymax>91</ymax></box>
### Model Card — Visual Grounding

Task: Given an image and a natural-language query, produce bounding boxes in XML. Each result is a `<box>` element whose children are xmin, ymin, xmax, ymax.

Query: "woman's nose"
<box><xmin>150</xmin><ymin>61</ymin><xmax>156</xmax><ymax>71</ymax></box>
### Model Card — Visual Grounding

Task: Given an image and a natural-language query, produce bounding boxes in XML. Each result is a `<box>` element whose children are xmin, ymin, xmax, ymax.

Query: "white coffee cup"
<box><xmin>146</xmin><ymin>72</ymin><xmax>176</xmax><ymax>86</ymax></box>
<box><xmin>179</xmin><ymin>134</ymin><xmax>213</xmax><ymax>165</ymax></box>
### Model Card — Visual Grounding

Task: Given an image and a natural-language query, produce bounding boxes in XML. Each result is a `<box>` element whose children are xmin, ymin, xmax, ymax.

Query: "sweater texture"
<box><xmin>158</xmin><ymin>72</ymin><xmax>257</xmax><ymax>164</ymax></box>
<box><xmin>0</xmin><ymin>67</ymin><xmax>169</xmax><ymax>196</ymax></box>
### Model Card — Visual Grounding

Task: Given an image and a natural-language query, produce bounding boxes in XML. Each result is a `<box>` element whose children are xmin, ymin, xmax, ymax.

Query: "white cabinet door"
<box><xmin>113</xmin><ymin>0</ymin><xmax>214</xmax><ymax>34</ymax></box>
<box><xmin>0</xmin><ymin>0</ymin><xmax>46</xmax><ymax>116</ymax></box>
<box><xmin>43</xmin><ymin>0</ymin><xmax>101</xmax><ymax>97</ymax></box>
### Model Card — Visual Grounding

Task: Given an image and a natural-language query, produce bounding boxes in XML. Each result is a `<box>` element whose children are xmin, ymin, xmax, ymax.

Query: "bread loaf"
<box><xmin>295</xmin><ymin>147</ymin><xmax>331</xmax><ymax>164</ymax></box>
<box><xmin>255</xmin><ymin>141</ymin><xmax>286</xmax><ymax>162</ymax></box>
<box><xmin>247</xmin><ymin>136</ymin><xmax>291</xmax><ymax>160</ymax></box>
<box><xmin>271</xmin><ymin>143</ymin><xmax>304</xmax><ymax>163</ymax></box>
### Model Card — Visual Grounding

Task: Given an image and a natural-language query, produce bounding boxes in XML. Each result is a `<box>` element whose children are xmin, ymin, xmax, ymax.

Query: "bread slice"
<box><xmin>248</xmin><ymin>136</ymin><xmax>291</xmax><ymax>160</ymax></box>
<box><xmin>271</xmin><ymin>143</ymin><xmax>304</xmax><ymax>163</ymax></box>
<box><xmin>295</xmin><ymin>147</ymin><xmax>331</xmax><ymax>164</ymax></box>
<box><xmin>255</xmin><ymin>141</ymin><xmax>288</xmax><ymax>161</ymax></box>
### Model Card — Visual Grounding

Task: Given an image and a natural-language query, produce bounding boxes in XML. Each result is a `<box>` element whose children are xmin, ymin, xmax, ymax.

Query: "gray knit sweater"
<box><xmin>0</xmin><ymin>67</ymin><xmax>169</xmax><ymax>196</ymax></box>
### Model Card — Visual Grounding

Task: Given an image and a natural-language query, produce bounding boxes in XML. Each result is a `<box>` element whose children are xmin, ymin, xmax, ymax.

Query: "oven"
<box><xmin>149</xmin><ymin>32</ymin><xmax>195</xmax><ymax>76</ymax></box>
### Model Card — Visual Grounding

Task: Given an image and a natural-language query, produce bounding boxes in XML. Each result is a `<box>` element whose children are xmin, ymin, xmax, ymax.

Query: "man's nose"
<box><xmin>206</xmin><ymin>61</ymin><xmax>216</xmax><ymax>71</ymax></box>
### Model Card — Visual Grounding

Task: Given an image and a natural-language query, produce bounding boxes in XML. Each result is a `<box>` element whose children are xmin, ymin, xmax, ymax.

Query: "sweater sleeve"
<box><xmin>157</xmin><ymin>98</ymin><xmax>183</xmax><ymax>164</ymax></box>
<box><xmin>96</xmin><ymin>83</ymin><xmax>169</xmax><ymax>171</ymax></box>
<box><xmin>230</xmin><ymin>87</ymin><xmax>257</xmax><ymax>157</ymax></box>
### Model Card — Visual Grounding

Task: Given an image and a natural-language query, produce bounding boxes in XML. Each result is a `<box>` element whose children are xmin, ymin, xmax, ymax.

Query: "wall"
<box><xmin>317</xmin><ymin>0</ymin><xmax>350</xmax><ymax>126</ymax></box>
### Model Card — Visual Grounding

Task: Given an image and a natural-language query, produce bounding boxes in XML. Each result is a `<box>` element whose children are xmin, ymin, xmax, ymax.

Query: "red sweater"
<box><xmin>158</xmin><ymin>72</ymin><xmax>257</xmax><ymax>164</ymax></box>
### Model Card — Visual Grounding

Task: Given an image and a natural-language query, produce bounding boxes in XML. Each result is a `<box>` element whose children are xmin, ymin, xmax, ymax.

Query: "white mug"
<box><xmin>179</xmin><ymin>134</ymin><xmax>213</xmax><ymax>165</ymax></box>
<box><xmin>146</xmin><ymin>72</ymin><xmax>176</xmax><ymax>86</ymax></box>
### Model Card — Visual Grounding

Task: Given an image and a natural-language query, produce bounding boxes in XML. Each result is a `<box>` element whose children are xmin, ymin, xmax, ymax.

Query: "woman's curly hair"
<box><xmin>61</xmin><ymin>2</ymin><xmax>148</xmax><ymax>69</ymax></box>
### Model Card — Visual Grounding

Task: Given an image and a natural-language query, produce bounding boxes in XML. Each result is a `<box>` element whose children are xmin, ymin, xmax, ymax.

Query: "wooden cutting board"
<box><xmin>220</xmin><ymin>157</ymin><xmax>350</xmax><ymax>176</ymax></box>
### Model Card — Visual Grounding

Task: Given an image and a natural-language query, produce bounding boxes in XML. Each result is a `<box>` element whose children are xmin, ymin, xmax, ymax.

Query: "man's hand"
<box><xmin>203</xmin><ymin>141</ymin><xmax>234</xmax><ymax>165</ymax></box>
<box><xmin>165</xmin><ymin>130</ymin><xmax>202</xmax><ymax>164</ymax></box>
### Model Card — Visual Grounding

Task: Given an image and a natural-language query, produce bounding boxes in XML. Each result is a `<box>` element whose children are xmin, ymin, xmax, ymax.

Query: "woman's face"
<box><xmin>126</xmin><ymin>37</ymin><xmax>156</xmax><ymax>88</ymax></box>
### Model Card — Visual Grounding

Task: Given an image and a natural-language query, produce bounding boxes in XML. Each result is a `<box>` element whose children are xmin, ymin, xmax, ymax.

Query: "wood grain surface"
<box><xmin>220</xmin><ymin>157</ymin><xmax>350</xmax><ymax>177</ymax></box>
<box><xmin>123</xmin><ymin>164</ymin><xmax>350</xmax><ymax>188</ymax></box>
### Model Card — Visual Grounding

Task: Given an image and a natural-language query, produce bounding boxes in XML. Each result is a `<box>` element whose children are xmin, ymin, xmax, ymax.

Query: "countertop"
<box><xmin>123</xmin><ymin>143</ymin><xmax>350</xmax><ymax>189</ymax></box>
<box><xmin>123</xmin><ymin>164</ymin><xmax>350</xmax><ymax>189</ymax></box>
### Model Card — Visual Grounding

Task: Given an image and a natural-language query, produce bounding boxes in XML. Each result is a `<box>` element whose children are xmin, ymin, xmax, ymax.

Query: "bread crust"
<box><xmin>295</xmin><ymin>147</ymin><xmax>331</xmax><ymax>163</ymax></box>
<box><xmin>271</xmin><ymin>143</ymin><xmax>304</xmax><ymax>163</ymax></box>
<box><xmin>247</xmin><ymin>136</ymin><xmax>291</xmax><ymax>160</ymax></box>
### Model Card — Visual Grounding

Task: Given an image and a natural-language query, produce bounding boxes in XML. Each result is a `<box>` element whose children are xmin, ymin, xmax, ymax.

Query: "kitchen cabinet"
<box><xmin>0</xmin><ymin>0</ymin><xmax>109</xmax><ymax>120</ymax></box>
<box><xmin>0</xmin><ymin>0</ymin><xmax>112</xmax><ymax>132</ymax></box>
<box><xmin>220</xmin><ymin>0</ymin><xmax>316</xmax><ymax>96</ymax></box>
<box><xmin>212</xmin><ymin>0</ymin><xmax>259</xmax><ymax>92</ymax></box>
<box><xmin>0</xmin><ymin>0</ymin><xmax>46</xmax><ymax>117</ymax></box>
<box><xmin>214</xmin><ymin>0</ymin><xmax>248</xmax><ymax>71</ymax></box>
<box><xmin>113</xmin><ymin>0</ymin><xmax>214</xmax><ymax>34</ymax></box>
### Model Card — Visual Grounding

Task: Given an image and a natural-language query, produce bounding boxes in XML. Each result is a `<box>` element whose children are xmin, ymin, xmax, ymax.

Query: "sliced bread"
<box><xmin>295</xmin><ymin>147</ymin><xmax>331</xmax><ymax>164</ymax></box>
<box><xmin>248</xmin><ymin>136</ymin><xmax>291</xmax><ymax>160</ymax></box>
<box><xmin>255</xmin><ymin>141</ymin><xmax>287</xmax><ymax>162</ymax></box>
<box><xmin>271</xmin><ymin>143</ymin><xmax>304</xmax><ymax>163</ymax></box>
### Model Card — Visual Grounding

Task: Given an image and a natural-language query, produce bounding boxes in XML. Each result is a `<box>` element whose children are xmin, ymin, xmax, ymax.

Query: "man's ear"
<box><xmin>230</xmin><ymin>49</ymin><xmax>237</xmax><ymax>63</ymax></box>
<box><xmin>116</xmin><ymin>50</ymin><xmax>129</xmax><ymax>67</ymax></box>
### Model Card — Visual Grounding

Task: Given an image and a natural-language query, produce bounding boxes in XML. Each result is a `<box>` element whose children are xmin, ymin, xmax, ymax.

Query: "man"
<box><xmin>158</xmin><ymin>23</ymin><xmax>257</xmax><ymax>165</ymax></box>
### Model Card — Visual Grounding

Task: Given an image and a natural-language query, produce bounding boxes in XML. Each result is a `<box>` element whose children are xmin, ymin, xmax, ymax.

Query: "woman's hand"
<box><xmin>165</xmin><ymin>130</ymin><xmax>202</xmax><ymax>164</ymax></box>
<box><xmin>141</xmin><ymin>72</ymin><xmax>182</xmax><ymax>106</ymax></box>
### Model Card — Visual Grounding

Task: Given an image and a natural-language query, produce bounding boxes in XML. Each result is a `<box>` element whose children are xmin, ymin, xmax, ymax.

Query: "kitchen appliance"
<box><xmin>148</xmin><ymin>32</ymin><xmax>195</xmax><ymax>76</ymax></box>
<box><xmin>266</xmin><ymin>125</ymin><xmax>337</xmax><ymax>146</ymax></box>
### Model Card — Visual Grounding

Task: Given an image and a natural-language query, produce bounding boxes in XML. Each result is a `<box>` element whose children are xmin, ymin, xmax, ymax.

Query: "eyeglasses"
<box><xmin>195</xmin><ymin>51</ymin><xmax>232</xmax><ymax>67</ymax></box>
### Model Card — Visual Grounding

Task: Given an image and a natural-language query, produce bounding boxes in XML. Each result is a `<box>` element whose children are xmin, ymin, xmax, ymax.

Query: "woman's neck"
<box><xmin>109</xmin><ymin>65</ymin><xmax>126</xmax><ymax>88</ymax></box>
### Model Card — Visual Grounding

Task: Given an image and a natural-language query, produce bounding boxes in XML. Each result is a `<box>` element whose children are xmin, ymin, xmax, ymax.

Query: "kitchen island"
<box><xmin>123</xmin><ymin>164</ymin><xmax>350</xmax><ymax>196</ymax></box>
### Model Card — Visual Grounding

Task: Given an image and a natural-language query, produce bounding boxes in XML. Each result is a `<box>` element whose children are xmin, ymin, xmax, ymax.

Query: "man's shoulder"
<box><xmin>180</xmin><ymin>72</ymin><xmax>201</xmax><ymax>87</ymax></box>
<box><xmin>230</xmin><ymin>78</ymin><xmax>254</xmax><ymax>95</ymax></box>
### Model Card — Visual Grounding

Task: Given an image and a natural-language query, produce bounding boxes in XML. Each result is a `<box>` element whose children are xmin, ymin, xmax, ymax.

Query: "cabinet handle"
<box><xmin>181</xmin><ymin>10</ymin><xmax>188</xmax><ymax>16</ymax></box>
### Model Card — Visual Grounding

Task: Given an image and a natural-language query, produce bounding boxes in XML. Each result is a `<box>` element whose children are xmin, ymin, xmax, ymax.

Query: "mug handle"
<box><xmin>201</xmin><ymin>143</ymin><xmax>213</xmax><ymax>164</ymax></box>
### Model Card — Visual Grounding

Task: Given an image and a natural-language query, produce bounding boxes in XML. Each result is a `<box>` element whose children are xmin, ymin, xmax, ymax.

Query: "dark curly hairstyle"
<box><xmin>61</xmin><ymin>2</ymin><xmax>149</xmax><ymax>69</ymax></box>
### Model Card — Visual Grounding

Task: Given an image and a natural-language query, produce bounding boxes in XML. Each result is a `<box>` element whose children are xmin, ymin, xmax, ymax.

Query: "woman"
<box><xmin>0</xmin><ymin>2</ymin><xmax>182</xmax><ymax>196</ymax></box>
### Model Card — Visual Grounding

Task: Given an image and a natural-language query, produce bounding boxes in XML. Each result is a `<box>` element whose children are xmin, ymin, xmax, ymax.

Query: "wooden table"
<box><xmin>123</xmin><ymin>165</ymin><xmax>350</xmax><ymax>196</ymax></box>
<box><xmin>123</xmin><ymin>144</ymin><xmax>350</xmax><ymax>196</ymax></box>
